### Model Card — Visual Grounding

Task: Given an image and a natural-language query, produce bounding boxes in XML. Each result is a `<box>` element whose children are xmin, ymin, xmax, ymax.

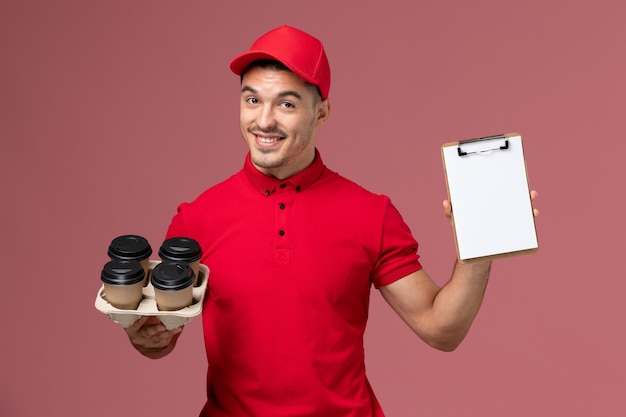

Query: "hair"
<box><xmin>240</xmin><ymin>59</ymin><xmax>323</xmax><ymax>102</ymax></box>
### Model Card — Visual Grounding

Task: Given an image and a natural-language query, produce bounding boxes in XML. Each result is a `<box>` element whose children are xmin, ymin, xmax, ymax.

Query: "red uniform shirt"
<box><xmin>166</xmin><ymin>151</ymin><xmax>422</xmax><ymax>417</ymax></box>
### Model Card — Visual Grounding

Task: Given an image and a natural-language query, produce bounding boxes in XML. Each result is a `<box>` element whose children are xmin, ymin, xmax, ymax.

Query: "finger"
<box><xmin>442</xmin><ymin>200</ymin><xmax>452</xmax><ymax>218</ymax></box>
<box><xmin>125</xmin><ymin>315</ymin><xmax>150</xmax><ymax>335</ymax></box>
<box><xmin>140</xmin><ymin>322</ymin><xmax>168</xmax><ymax>339</ymax></box>
<box><xmin>143</xmin><ymin>326</ymin><xmax>183</xmax><ymax>349</ymax></box>
<box><xmin>130</xmin><ymin>326</ymin><xmax>169</xmax><ymax>349</ymax></box>
<box><xmin>156</xmin><ymin>325</ymin><xmax>183</xmax><ymax>340</ymax></box>
<box><xmin>529</xmin><ymin>190</ymin><xmax>539</xmax><ymax>217</ymax></box>
<box><xmin>133</xmin><ymin>333</ymin><xmax>171</xmax><ymax>350</ymax></box>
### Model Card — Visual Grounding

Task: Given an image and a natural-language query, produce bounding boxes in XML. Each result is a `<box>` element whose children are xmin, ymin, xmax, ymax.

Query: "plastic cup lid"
<box><xmin>151</xmin><ymin>261</ymin><xmax>194</xmax><ymax>291</ymax></box>
<box><xmin>108</xmin><ymin>235</ymin><xmax>153</xmax><ymax>261</ymax></box>
<box><xmin>159</xmin><ymin>237</ymin><xmax>202</xmax><ymax>263</ymax></box>
<box><xmin>101</xmin><ymin>259</ymin><xmax>145</xmax><ymax>285</ymax></box>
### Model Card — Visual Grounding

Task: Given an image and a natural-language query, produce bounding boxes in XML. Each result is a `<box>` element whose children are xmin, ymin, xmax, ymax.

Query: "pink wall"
<box><xmin>1</xmin><ymin>0</ymin><xmax>625</xmax><ymax>415</ymax></box>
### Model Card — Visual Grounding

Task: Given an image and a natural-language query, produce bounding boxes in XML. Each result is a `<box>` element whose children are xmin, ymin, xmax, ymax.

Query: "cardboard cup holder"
<box><xmin>95</xmin><ymin>260</ymin><xmax>209</xmax><ymax>330</ymax></box>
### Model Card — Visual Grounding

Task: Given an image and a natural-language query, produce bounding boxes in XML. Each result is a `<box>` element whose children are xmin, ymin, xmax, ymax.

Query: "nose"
<box><xmin>256</xmin><ymin>104</ymin><xmax>277</xmax><ymax>131</ymax></box>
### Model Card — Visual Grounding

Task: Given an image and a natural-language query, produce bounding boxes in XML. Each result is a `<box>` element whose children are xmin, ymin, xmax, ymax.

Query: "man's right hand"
<box><xmin>124</xmin><ymin>316</ymin><xmax>183</xmax><ymax>359</ymax></box>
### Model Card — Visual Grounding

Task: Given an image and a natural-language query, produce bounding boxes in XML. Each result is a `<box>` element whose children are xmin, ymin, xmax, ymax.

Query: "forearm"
<box><xmin>428</xmin><ymin>260</ymin><xmax>491</xmax><ymax>350</ymax></box>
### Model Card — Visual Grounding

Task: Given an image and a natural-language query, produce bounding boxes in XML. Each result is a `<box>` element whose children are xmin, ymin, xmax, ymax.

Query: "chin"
<box><xmin>252</xmin><ymin>153</ymin><xmax>282</xmax><ymax>169</ymax></box>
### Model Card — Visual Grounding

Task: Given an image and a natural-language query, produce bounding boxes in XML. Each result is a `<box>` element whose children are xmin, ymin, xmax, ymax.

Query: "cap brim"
<box><xmin>230</xmin><ymin>51</ymin><xmax>281</xmax><ymax>75</ymax></box>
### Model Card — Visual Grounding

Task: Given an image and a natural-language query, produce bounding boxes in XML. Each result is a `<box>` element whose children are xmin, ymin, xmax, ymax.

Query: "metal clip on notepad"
<box><xmin>457</xmin><ymin>134</ymin><xmax>509</xmax><ymax>157</ymax></box>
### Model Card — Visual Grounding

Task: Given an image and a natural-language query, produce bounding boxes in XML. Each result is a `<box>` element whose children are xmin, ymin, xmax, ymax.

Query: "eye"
<box><xmin>280</xmin><ymin>101</ymin><xmax>295</xmax><ymax>109</ymax></box>
<box><xmin>246</xmin><ymin>97</ymin><xmax>259</xmax><ymax>104</ymax></box>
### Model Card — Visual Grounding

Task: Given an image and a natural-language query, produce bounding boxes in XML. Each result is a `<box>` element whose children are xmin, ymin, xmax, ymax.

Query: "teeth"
<box><xmin>258</xmin><ymin>136</ymin><xmax>279</xmax><ymax>143</ymax></box>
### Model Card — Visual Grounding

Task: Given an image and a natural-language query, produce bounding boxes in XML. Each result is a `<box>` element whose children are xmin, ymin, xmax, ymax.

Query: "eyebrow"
<box><xmin>241</xmin><ymin>86</ymin><xmax>303</xmax><ymax>101</ymax></box>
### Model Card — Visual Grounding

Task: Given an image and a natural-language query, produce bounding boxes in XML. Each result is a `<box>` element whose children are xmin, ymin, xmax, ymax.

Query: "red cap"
<box><xmin>230</xmin><ymin>25</ymin><xmax>331</xmax><ymax>100</ymax></box>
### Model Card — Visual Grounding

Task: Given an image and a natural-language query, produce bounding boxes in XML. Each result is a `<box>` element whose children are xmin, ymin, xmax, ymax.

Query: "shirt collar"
<box><xmin>243</xmin><ymin>149</ymin><xmax>326</xmax><ymax>195</ymax></box>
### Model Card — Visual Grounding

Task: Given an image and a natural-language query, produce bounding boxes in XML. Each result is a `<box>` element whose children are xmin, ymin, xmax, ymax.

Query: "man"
<box><xmin>125</xmin><ymin>25</ymin><xmax>537</xmax><ymax>416</ymax></box>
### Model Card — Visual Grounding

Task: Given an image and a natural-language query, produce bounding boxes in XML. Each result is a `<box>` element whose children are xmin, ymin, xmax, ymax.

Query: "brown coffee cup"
<box><xmin>158</xmin><ymin>237</ymin><xmax>202</xmax><ymax>286</ymax></box>
<box><xmin>108</xmin><ymin>235</ymin><xmax>153</xmax><ymax>286</ymax></box>
<box><xmin>151</xmin><ymin>261</ymin><xmax>195</xmax><ymax>311</ymax></box>
<box><xmin>101</xmin><ymin>259</ymin><xmax>145</xmax><ymax>310</ymax></box>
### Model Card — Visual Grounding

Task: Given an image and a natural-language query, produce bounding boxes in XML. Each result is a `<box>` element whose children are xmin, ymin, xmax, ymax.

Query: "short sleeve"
<box><xmin>371</xmin><ymin>197</ymin><xmax>422</xmax><ymax>288</ymax></box>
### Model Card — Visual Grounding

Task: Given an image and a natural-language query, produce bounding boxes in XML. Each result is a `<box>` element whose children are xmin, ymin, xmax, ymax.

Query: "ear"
<box><xmin>315</xmin><ymin>99</ymin><xmax>331</xmax><ymax>127</ymax></box>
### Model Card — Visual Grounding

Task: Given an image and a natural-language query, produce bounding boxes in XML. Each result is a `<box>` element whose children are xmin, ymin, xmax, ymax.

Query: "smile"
<box><xmin>257</xmin><ymin>136</ymin><xmax>282</xmax><ymax>144</ymax></box>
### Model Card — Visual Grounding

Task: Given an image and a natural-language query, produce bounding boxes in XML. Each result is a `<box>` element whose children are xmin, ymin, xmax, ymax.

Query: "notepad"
<box><xmin>441</xmin><ymin>133</ymin><xmax>538</xmax><ymax>262</ymax></box>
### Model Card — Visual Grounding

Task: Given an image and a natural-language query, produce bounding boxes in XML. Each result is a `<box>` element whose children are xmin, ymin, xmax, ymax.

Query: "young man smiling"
<box><xmin>240</xmin><ymin>60</ymin><xmax>329</xmax><ymax>180</ymax></box>
<box><xmin>124</xmin><ymin>25</ymin><xmax>538</xmax><ymax>416</ymax></box>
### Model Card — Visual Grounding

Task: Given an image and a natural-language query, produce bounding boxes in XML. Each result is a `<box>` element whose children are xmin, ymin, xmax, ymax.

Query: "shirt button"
<box><xmin>279</xmin><ymin>230</ymin><xmax>285</xmax><ymax>236</ymax></box>
<box><xmin>265</xmin><ymin>190</ymin><xmax>270</xmax><ymax>196</ymax></box>
<box><xmin>295</xmin><ymin>186</ymin><xmax>301</xmax><ymax>192</ymax></box>
<box><xmin>279</xmin><ymin>203</ymin><xmax>285</xmax><ymax>210</ymax></box>
<box><xmin>280</xmin><ymin>184</ymin><xmax>286</xmax><ymax>189</ymax></box>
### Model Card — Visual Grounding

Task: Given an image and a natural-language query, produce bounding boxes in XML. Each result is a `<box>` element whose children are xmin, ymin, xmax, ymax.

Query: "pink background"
<box><xmin>1</xmin><ymin>0</ymin><xmax>625</xmax><ymax>415</ymax></box>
